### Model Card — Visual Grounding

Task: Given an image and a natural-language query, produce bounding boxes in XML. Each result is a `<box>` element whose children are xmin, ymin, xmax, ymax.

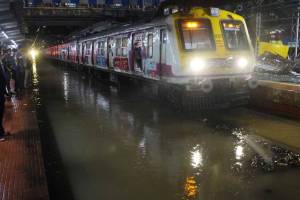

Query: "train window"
<box><xmin>97</xmin><ymin>42</ymin><xmax>101</xmax><ymax>55</ymax></box>
<box><xmin>179</xmin><ymin>19</ymin><xmax>215</xmax><ymax>51</ymax></box>
<box><xmin>116</xmin><ymin>38</ymin><xmax>122</xmax><ymax>56</ymax></box>
<box><xmin>86</xmin><ymin>42</ymin><xmax>91</xmax><ymax>55</ymax></box>
<box><xmin>98</xmin><ymin>41</ymin><xmax>106</xmax><ymax>56</ymax></box>
<box><xmin>116</xmin><ymin>37</ymin><xmax>128</xmax><ymax>57</ymax></box>
<box><xmin>221</xmin><ymin>20</ymin><xmax>249</xmax><ymax>50</ymax></box>
<box><xmin>122</xmin><ymin>37</ymin><xmax>128</xmax><ymax>56</ymax></box>
<box><xmin>147</xmin><ymin>34</ymin><xmax>153</xmax><ymax>58</ymax></box>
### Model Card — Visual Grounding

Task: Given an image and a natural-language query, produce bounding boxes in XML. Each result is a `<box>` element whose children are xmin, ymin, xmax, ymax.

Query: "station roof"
<box><xmin>0</xmin><ymin>0</ymin><xmax>24</xmax><ymax>47</ymax></box>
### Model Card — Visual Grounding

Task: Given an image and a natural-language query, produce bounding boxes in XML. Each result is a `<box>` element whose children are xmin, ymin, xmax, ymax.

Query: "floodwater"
<box><xmin>34</xmin><ymin>61</ymin><xmax>300</xmax><ymax>200</ymax></box>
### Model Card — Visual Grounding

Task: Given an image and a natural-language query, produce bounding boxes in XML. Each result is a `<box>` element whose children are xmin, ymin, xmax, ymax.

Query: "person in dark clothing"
<box><xmin>0</xmin><ymin>51</ymin><xmax>7</xmax><ymax>141</ymax></box>
<box><xmin>133</xmin><ymin>42</ymin><xmax>143</xmax><ymax>72</ymax></box>
<box><xmin>3</xmin><ymin>49</ymin><xmax>17</xmax><ymax>95</ymax></box>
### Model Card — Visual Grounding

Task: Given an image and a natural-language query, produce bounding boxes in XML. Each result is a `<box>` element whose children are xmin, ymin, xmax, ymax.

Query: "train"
<box><xmin>46</xmin><ymin>7</ymin><xmax>258</xmax><ymax>109</ymax></box>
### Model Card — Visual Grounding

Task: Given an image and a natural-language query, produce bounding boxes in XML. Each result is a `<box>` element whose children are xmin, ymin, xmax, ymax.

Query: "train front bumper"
<box><xmin>163</xmin><ymin>74</ymin><xmax>258</xmax><ymax>93</ymax></box>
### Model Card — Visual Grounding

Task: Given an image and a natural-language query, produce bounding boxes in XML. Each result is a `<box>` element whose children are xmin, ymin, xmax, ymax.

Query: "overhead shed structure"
<box><xmin>0</xmin><ymin>0</ymin><xmax>24</xmax><ymax>47</ymax></box>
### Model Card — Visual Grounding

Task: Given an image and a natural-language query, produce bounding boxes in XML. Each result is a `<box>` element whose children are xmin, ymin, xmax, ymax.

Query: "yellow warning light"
<box><xmin>185</xmin><ymin>22</ymin><xmax>199</xmax><ymax>29</ymax></box>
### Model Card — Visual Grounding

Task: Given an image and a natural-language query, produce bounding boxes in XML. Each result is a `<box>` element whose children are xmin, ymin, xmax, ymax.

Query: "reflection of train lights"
<box><xmin>235</xmin><ymin>145</ymin><xmax>244</xmax><ymax>160</ymax></box>
<box><xmin>32</xmin><ymin>61</ymin><xmax>39</xmax><ymax>86</ymax></box>
<box><xmin>96</xmin><ymin>94</ymin><xmax>110</xmax><ymax>112</ymax></box>
<box><xmin>184</xmin><ymin>176</ymin><xmax>198</xmax><ymax>199</ymax></box>
<box><xmin>63</xmin><ymin>73</ymin><xmax>69</xmax><ymax>102</ymax></box>
<box><xmin>32</xmin><ymin>61</ymin><xmax>37</xmax><ymax>74</ymax></box>
<box><xmin>191</xmin><ymin>149</ymin><xmax>203</xmax><ymax>168</ymax></box>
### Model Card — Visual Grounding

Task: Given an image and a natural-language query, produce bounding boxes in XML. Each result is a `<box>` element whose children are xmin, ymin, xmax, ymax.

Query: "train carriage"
<box><xmin>47</xmin><ymin>7</ymin><xmax>257</xmax><ymax>108</ymax></box>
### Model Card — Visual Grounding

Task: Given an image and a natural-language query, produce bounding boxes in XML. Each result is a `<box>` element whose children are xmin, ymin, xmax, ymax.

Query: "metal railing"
<box><xmin>255</xmin><ymin>72</ymin><xmax>300</xmax><ymax>84</ymax></box>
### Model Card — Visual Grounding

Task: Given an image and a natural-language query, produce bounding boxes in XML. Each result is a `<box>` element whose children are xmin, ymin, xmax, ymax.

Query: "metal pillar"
<box><xmin>255</xmin><ymin>2</ymin><xmax>262</xmax><ymax>56</ymax></box>
<box><xmin>295</xmin><ymin>11</ymin><xmax>300</xmax><ymax>60</ymax></box>
<box><xmin>255</xmin><ymin>11</ymin><xmax>262</xmax><ymax>56</ymax></box>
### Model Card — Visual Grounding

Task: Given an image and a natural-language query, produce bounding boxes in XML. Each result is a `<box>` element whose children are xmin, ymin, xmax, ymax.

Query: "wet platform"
<box><xmin>251</xmin><ymin>80</ymin><xmax>300</xmax><ymax>119</ymax></box>
<box><xmin>0</xmin><ymin>93</ymin><xmax>49</xmax><ymax>200</ymax></box>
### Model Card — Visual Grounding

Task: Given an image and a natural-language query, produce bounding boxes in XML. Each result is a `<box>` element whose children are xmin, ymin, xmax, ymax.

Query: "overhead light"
<box><xmin>1</xmin><ymin>31</ymin><xmax>8</xmax><ymax>39</ymax></box>
<box><xmin>11</xmin><ymin>40</ymin><xmax>17</xmax><ymax>47</ymax></box>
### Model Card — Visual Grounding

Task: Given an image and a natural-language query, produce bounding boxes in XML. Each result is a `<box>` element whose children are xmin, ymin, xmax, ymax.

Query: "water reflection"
<box><xmin>37</xmin><ymin>62</ymin><xmax>300</xmax><ymax>200</ymax></box>
<box><xmin>235</xmin><ymin>145</ymin><xmax>244</xmax><ymax>160</ymax></box>
<box><xmin>63</xmin><ymin>72</ymin><xmax>69</xmax><ymax>102</ymax></box>
<box><xmin>32</xmin><ymin>61</ymin><xmax>38</xmax><ymax>85</ymax></box>
<box><xmin>183</xmin><ymin>176</ymin><xmax>198</xmax><ymax>200</ymax></box>
<box><xmin>10</xmin><ymin>95</ymin><xmax>18</xmax><ymax>112</ymax></box>
<box><xmin>31</xmin><ymin>61</ymin><xmax>41</xmax><ymax>107</ymax></box>
<box><xmin>191</xmin><ymin>145</ymin><xmax>203</xmax><ymax>169</ymax></box>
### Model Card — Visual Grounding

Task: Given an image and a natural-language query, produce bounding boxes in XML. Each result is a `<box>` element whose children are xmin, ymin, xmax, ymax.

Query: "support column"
<box><xmin>295</xmin><ymin>11</ymin><xmax>300</xmax><ymax>60</ymax></box>
<box><xmin>255</xmin><ymin>3</ymin><xmax>262</xmax><ymax>57</ymax></box>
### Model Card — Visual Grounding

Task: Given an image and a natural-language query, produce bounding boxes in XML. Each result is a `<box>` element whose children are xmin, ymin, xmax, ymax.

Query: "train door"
<box><xmin>86</xmin><ymin>41</ymin><xmax>93</xmax><ymax>66</ymax></box>
<box><xmin>144</xmin><ymin>30</ymin><xmax>157</xmax><ymax>78</ymax></box>
<box><xmin>96</xmin><ymin>39</ymin><xmax>107</xmax><ymax>68</ymax></box>
<box><xmin>159</xmin><ymin>29</ymin><xmax>167</xmax><ymax>77</ymax></box>
<box><xmin>107</xmin><ymin>37</ymin><xmax>114</xmax><ymax>69</ymax></box>
<box><xmin>67</xmin><ymin>45</ymin><xmax>70</xmax><ymax>61</ymax></box>
<box><xmin>77</xmin><ymin>43</ymin><xmax>81</xmax><ymax>64</ymax></box>
<box><xmin>82</xmin><ymin>42</ymin><xmax>86</xmax><ymax>64</ymax></box>
<box><xmin>92</xmin><ymin>40</ymin><xmax>97</xmax><ymax>66</ymax></box>
<box><xmin>132</xmin><ymin>32</ymin><xmax>144</xmax><ymax>73</ymax></box>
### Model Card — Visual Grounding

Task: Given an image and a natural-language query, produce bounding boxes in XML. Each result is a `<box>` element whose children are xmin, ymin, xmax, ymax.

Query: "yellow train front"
<box><xmin>161</xmin><ymin>7</ymin><xmax>257</xmax><ymax>108</ymax></box>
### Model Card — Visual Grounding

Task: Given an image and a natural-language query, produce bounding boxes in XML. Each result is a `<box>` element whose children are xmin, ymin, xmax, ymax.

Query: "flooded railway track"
<box><xmin>34</xmin><ymin>61</ymin><xmax>300</xmax><ymax>200</ymax></box>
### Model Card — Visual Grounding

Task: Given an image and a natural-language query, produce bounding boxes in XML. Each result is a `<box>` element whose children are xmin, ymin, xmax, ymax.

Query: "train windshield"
<box><xmin>221</xmin><ymin>20</ymin><xmax>249</xmax><ymax>50</ymax></box>
<box><xmin>179</xmin><ymin>19</ymin><xmax>215</xmax><ymax>51</ymax></box>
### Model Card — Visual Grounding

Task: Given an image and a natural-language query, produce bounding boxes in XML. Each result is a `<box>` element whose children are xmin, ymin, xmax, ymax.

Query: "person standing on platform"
<box><xmin>3</xmin><ymin>49</ymin><xmax>17</xmax><ymax>95</ymax></box>
<box><xmin>0</xmin><ymin>50</ymin><xmax>7</xmax><ymax>141</ymax></box>
<box><xmin>12</xmin><ymin>49</ymin><xmax>19</xmax><ymax>93</ymax></box>
<box><xmin>16</xmin><ymin>49</ymin><xmax>26</xmax><ymax>90</ymax></box>
<box><xmin>22</xmin><ymin>51</ymin><xmax>30</xmax><ymax>89</ymax></box>
<box><xmin>1</xmin><ymin>50</ymin><xmax>10</xmax><ymax>96</ymax></box>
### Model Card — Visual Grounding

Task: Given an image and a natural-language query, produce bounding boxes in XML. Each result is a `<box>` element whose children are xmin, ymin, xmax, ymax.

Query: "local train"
<box><xmin>46</xmin><ymin>7</ymin><xmax>258</xmax><ymax>109</ymax></box>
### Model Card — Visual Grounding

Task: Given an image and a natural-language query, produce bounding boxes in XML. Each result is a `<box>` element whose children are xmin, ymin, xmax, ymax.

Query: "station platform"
<box><xmin>0</xmin><ymin>92</ymin><xmax>49</xmax><ymax>200</ymax></box>
<box><xmin>250</xmin><ymin>80</ymin><xmax>300</xmax><ymax>119</ymax></box>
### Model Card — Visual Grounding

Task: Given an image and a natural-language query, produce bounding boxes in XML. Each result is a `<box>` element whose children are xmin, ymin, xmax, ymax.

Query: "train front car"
<box><xmin>165</xmin><ymin>7</ymin><xmax>257</xmax><ymax>109</ymax></box>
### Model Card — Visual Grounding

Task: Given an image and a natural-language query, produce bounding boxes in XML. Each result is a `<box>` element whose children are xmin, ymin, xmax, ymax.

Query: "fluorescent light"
<box><xmin>1</xmin><ymin>31</ymin><xmax>8</xmax><ymax>39</ymax></box>
<box><xmin>11</xmin><ymin>40</ymin><xmax>17</xmax><ymax>46</ymax></box>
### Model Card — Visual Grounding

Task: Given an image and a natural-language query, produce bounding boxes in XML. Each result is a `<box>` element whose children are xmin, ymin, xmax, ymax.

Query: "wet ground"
<box><xmin>34</xmin><ymin>61</ymin><xmax>300</xmax><ymax>200</ymax></box>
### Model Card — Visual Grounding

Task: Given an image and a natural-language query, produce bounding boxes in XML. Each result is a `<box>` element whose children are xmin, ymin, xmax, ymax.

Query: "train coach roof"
<box><xmin>76</xmin><ymin>19</ymin><xmax>168</xmax><ymax>43</ymax></box>
<box><xmin>70</xmin><ymin>7</ymin><xmax>243</xmax><ymax>43</ymax></box>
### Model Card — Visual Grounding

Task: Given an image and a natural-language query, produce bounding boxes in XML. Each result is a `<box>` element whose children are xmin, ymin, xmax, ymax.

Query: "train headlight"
<box><xmin>29</xmin><ymin>48</ymin><xmax>39</xmax><ymax>60</ymax></box>
<box><xmin>190</xmin><ymin>58</ymin><xmax>205</xmax><ymax>73</ymax></box>
<box><xmin>236</xmin><ymin>57</ymin><xmax>248</xmax><ymax>69</ymax></box>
